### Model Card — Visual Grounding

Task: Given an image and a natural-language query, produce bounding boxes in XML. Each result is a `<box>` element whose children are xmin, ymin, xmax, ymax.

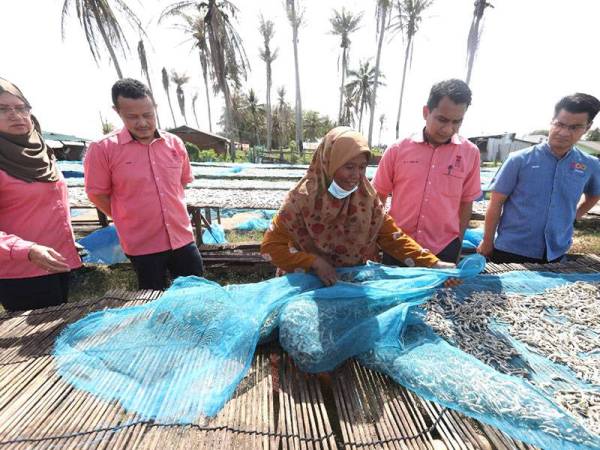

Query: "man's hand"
<box><xmin>311</xmin><ymin>257</ymin><xmax>338</xmax><ymax>287</ymax></box>
<box><xmin>28</xmin><ymin>244</ymin><xmax>70</xmax><ymax>273</ymax></box>
<box><xmin>476</xmin><ymin>239</ymin><xmax>494</xmax><ymax>257</ymax></box>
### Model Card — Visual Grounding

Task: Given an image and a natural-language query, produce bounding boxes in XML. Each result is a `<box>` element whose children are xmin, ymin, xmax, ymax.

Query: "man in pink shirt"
<box><xmin>85</xmin><ymin>79</ymin><xmax>203</xmax><ymax>290</ymax></box>
<box><xmin>373</xmin><ymin>79</ymin><xmax>481</xmax><ymax>264</ymax></box>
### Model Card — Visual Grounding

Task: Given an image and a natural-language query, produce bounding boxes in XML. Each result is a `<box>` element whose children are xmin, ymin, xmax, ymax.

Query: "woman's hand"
<box><xmin>28</xmin><ymin>244</ymin><xmax>70</xmax><ymax>273</ymax></box>
<box><xmin>311</xmin><ymin>257</ymin><xmax>338</xmax><ymax>287</ymax></box>
<box><xmin>431</xmin><ymin>261</ymin><xmax>462</xmax><ymax>288</ymax></box>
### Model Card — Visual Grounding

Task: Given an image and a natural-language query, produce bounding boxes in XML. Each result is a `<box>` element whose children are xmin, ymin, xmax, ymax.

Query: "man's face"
<box><xmin>548</xmin><ymin>109</ymin><xmax>590</xmax><ymax>154</ymax></box>
<box><xmin>423</xmin><ymin>96</ymin><xmax>468</xmax><ymax>146</ymax></box>
<box><xmin>114</xmin><ymin>95</ymin><xmax>157</xmax><ymax>142</ymax></box>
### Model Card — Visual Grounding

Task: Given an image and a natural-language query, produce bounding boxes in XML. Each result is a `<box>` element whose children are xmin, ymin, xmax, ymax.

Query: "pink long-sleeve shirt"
<box><xmin>0</xmin><ymin>170</ymin><xmax>81</xmax><ymax>279</ymax></box>
<box><xmin>84</xmin><ymin>128</ymin><xmax>195</xmax><ymax>256</ymax></box>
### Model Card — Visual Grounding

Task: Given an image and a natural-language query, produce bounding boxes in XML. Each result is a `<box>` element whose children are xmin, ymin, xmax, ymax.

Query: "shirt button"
<box><xmin>431</xmin><ymin>165</ymin><xmax>435</xmax><ymax>168</ymax></box>
<box><xmin>428</xmin><ymin>182</ymin><xmax>431</xmax><ymax>185</ymax></box>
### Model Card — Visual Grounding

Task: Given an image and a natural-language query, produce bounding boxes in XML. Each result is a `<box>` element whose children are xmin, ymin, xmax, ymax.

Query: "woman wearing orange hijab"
<box><xmin>261</xmin><ymin>127</ymin><xmax>454</xmax><ymax>285</ymax></box>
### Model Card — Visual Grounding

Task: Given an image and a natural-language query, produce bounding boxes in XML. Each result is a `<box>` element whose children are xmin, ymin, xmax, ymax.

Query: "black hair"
<box><xmin>554</xmin><ymin>93</ymin><xmax>600</xmax><ymax>123</ymax></box>
<box><xmin>111</xmin><ymin>78</ymin><xmax>153</xmax><ymax>108</ymax></box>
<box><xmin>427</xmin><ymin>79</ymin><xmax>472</xmax><ymax>110</ymax></box>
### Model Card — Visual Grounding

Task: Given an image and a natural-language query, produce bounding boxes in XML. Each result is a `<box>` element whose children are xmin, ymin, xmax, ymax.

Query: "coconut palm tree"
<box><xmin>329</xmin><ymin>7</ymin><xmax>363</xmax><ymax>122</ymax></box>
<box><xmin>162</xmin><ymin>67</ymin><xmax>177</xmax><ymax>128</ymax></box>
<box><xmin>286</xmin><ymin>0</ymin><xmax>304</xmax><ymax>155</ymax></box>
<box><xmin>345</xmin><ymin>60</ymin><xmax>385</xmax><ymax>133</ymax></box>
<box><xmin>259</xmin><ymin>16</ymin><xmax>278</xmax><ymax>153</ymax></box>
<box><xmin>137</xmin><ymin>39</ymin><xmax>161</xmax><ymax>128</ymax></box>
<box><xmin>160</xmin><ymin>11</ymin><xmax>214</xmax><ymax>132</ymax></box>
<box><xmin>329</xmin><ymin>8</ymin><xmax>363</xmax><ymax>125</ymax></box>
<box><xmin>390</xmin><ymin>0</ymin><xmax>434</xmax><ymax>139</ymax></box>
<box><xmin>466</xmin><ymin>1</ymin><xmax>494</xmax><ymax>85</ymax></box>
<box><xmin>191</xmin><ymin>92</ymin><xmax>200</xmax><ymax>129</ymax></box>
<box><xmin>61</xmin><ymin>0</ymin><xmax>142</xmax><ymax>79</ymax></box>
<box><xmin>161</xmin><ymin>0</ymin><xmax>250</xmax><ymax>161</ymax></box>
<box><xmin>171</xmin><ymin>71</ymin><xmax>190</xmax><ymax>125</ymax></box>
<box><xmin>247</xmin><ymin>89</ymin><xmax>264</xmax><ymax>146</ymax></box>
<box><xmin>366</xmin><ymin>0</ymin><xmax>392</xmax><ymax>147</ymax></box>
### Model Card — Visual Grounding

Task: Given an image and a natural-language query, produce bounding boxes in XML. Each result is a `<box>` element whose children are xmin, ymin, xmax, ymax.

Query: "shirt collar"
<box><xmin>541</xmin><ymin>142</ymin><xmax>574</xmax><ymax>160</ymax></box>
<box><xmin>409</xmin><ymin>128</ymin><xmax>462</xmax><ymax>145</ymax></box>
<box><xmin>117</xmin><ymin>127</ymin><xmax>164</xmax><ymax>145</ymax></box>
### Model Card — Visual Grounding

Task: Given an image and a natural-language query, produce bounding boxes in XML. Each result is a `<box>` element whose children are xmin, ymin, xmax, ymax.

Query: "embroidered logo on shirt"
<box><xmin>571</xmin><ymin>162</ymin><xmax>587</xmax><ymax>171</ymax></box>
<box><xmin>454</xmin><ymin>155</ymin><xmax>463</xmax><ymax>170</ymax></box>
<box><xmin>402</xmin><ymin>160</ymin><xmax>420</xmax><ymax>164</ymax></box>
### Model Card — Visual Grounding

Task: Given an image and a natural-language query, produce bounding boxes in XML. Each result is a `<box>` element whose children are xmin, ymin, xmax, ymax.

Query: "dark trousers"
<box><xmin>490</xmin><ymin>248</ymin><xmax>564</xmax><ymax>264</ymax></box>
<box><xmin>127</xmin><ymin>242</ymin><xmax>204</xmax><ymax>290</ymax></box>
<box><xmin>0</xmin><ymin>272</ymin><xmax>70</xmax><ymax>312</ymax></box>
<box><xmin>383</xmin><ymin>237</ymin><xmax>462</xmax><ymax>266</ymax></box>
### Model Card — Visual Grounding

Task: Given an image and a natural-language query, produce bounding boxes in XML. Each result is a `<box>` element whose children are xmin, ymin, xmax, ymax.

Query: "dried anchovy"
<box><xmin>424</xmin><ymin>281</ymin><xmax>600</xmax><ymax>434</ymax></box>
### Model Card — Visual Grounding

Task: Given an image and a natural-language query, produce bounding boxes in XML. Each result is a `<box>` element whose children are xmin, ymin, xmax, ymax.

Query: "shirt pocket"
<box><xmin>438</xmin><ymin>172</ymin><xmax>465</xmax><ymax>199</ymax></box>
<box><xmin>564</xmin><ymin>170</ymin><xmax>587</xmax><ymax>202</ymax></box>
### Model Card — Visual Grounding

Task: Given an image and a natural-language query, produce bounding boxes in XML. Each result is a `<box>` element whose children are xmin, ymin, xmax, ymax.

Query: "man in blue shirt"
<box><xmin>477</xmin><ymin>93</ymin><xmax>600</xmax><ymax>263</ymax></box>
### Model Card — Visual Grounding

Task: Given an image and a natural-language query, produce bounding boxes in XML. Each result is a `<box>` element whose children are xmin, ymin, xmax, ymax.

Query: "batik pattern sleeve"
<box><xmin>377</xmin><ymin>214</ymin><xmax>439</xmax><ymax>267</ymax></box>
<box><xmin>260</xmin><ymin>214</ymin><xmax>317</xmax><ymax>272</ymax></box>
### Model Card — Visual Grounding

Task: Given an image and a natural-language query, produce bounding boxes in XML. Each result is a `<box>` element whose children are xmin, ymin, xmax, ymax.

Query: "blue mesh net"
<box><xmin>53</xmin><ymin>255</ymin><xmax>600</xmax><ymax>449</ymax></box>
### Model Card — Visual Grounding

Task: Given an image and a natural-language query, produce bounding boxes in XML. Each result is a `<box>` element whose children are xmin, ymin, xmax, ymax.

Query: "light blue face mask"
<box><xmin>328</xmin><ymin>179</ymin><xmax>358</xmax><ymax>199</ymax></box>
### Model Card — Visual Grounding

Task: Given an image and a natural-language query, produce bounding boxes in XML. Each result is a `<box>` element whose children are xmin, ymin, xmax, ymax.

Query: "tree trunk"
<box><xmin>367</xmin><ymin>3</ymin><xmax>387</xmax><ymax>147</ymax></box>
<box><xmin>165</xmin><ymin>90</ymin><xmax>177</xmax><ymax>129</ymax></box>
<box><xmin>337</xmin><ymin>46</ymin><xmax>348</xmax><ymax>123</ymax></box>
<box><xmin>266</xmin><ymin>61</ymin><xmax>273</xmax><ymax>151</ymax></box>
<box><xmin>395</xmin><ymin>37</ymin><xmax>412</xmax><ymax>139</ymax></box>
<box><xmin>465</xmin><ymin>16</ymin><xmax>482</xmax><ymax>85</ymax></box>
<box><xmin>145</xmin><ymin>72</ymin><xmax>162</xmax><ymax>129</ymax></box>
<box><xmin>91</xmin><ymin>5</ymin><xmax>123</xmax><ymax>79</ymax></box>
<box><xmin>358</xmin><ymin>98</ymin><xmax>365</xmax><ymax>132</ymax></box>
<box><xmin>192</xmin><ymin>102</ymin><xmax>200</xmax><ymax>129</ymax></box>
<box><xmin>200</xmin><ymin>53</ymin><xmax>213</xmax><ymax>132</ymax></box>
<box><xmin>290</xmin><ymin>1</ymin><xmax>303</xmax><ymax>155</ymax></box>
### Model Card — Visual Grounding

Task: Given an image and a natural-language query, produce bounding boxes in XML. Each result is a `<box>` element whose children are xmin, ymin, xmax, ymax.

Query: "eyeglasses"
<box><xmin>0</xmin><ymin>105</ymin><xmax>32</xmax><ymax>118</ymax></box>
<box><xmin>551</xmin><ymin>120</ymin><xmax>589</xmax><ymax>133</ymax></box>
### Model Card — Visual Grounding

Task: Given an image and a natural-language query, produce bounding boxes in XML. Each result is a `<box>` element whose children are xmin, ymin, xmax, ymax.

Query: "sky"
<box><xmin>1</xmin><ymin>0</ymin><xmax>599</xmax><ymax>144</ymax></box>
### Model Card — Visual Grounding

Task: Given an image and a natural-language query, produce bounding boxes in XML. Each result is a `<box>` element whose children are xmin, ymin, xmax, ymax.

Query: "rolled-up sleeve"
<box><xmin>0</xmin><ymin>231</ymin><xmax>34</xmax><ymax>262</ymax></box>
<box><xmin>84</xmin><ymin>142</ymin><xmax>112</xmax><ymax>196</ymax></box>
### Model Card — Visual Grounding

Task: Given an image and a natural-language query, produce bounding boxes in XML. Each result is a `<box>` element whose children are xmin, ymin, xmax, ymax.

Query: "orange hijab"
<box><xmin>278</xmin><ymin>127</ymin><xmax>385</xmax><ymax>267</ymax></box>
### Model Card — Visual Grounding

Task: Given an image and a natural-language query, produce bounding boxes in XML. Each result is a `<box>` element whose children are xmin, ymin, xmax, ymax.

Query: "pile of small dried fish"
<box><xmin>555</xmin><ymin>389</ymin><xmax>600</xmax><ymax>435</ymax></box>
<box><xmin>424</xmin><ymin>281</ymin><xmax>600</xmax><ymax>434</ymax></box>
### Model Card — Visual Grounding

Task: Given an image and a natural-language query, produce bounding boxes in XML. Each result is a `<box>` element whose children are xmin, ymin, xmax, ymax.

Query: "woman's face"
<box><xmin>0</xmin><ymin>92</ymin><xmax>33</xmax><ymax>136</ymax></box>
<box><xmin>333</xmin><ymin>153</ymin><xmax>368</xmax><ymax>191</ymax></box>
